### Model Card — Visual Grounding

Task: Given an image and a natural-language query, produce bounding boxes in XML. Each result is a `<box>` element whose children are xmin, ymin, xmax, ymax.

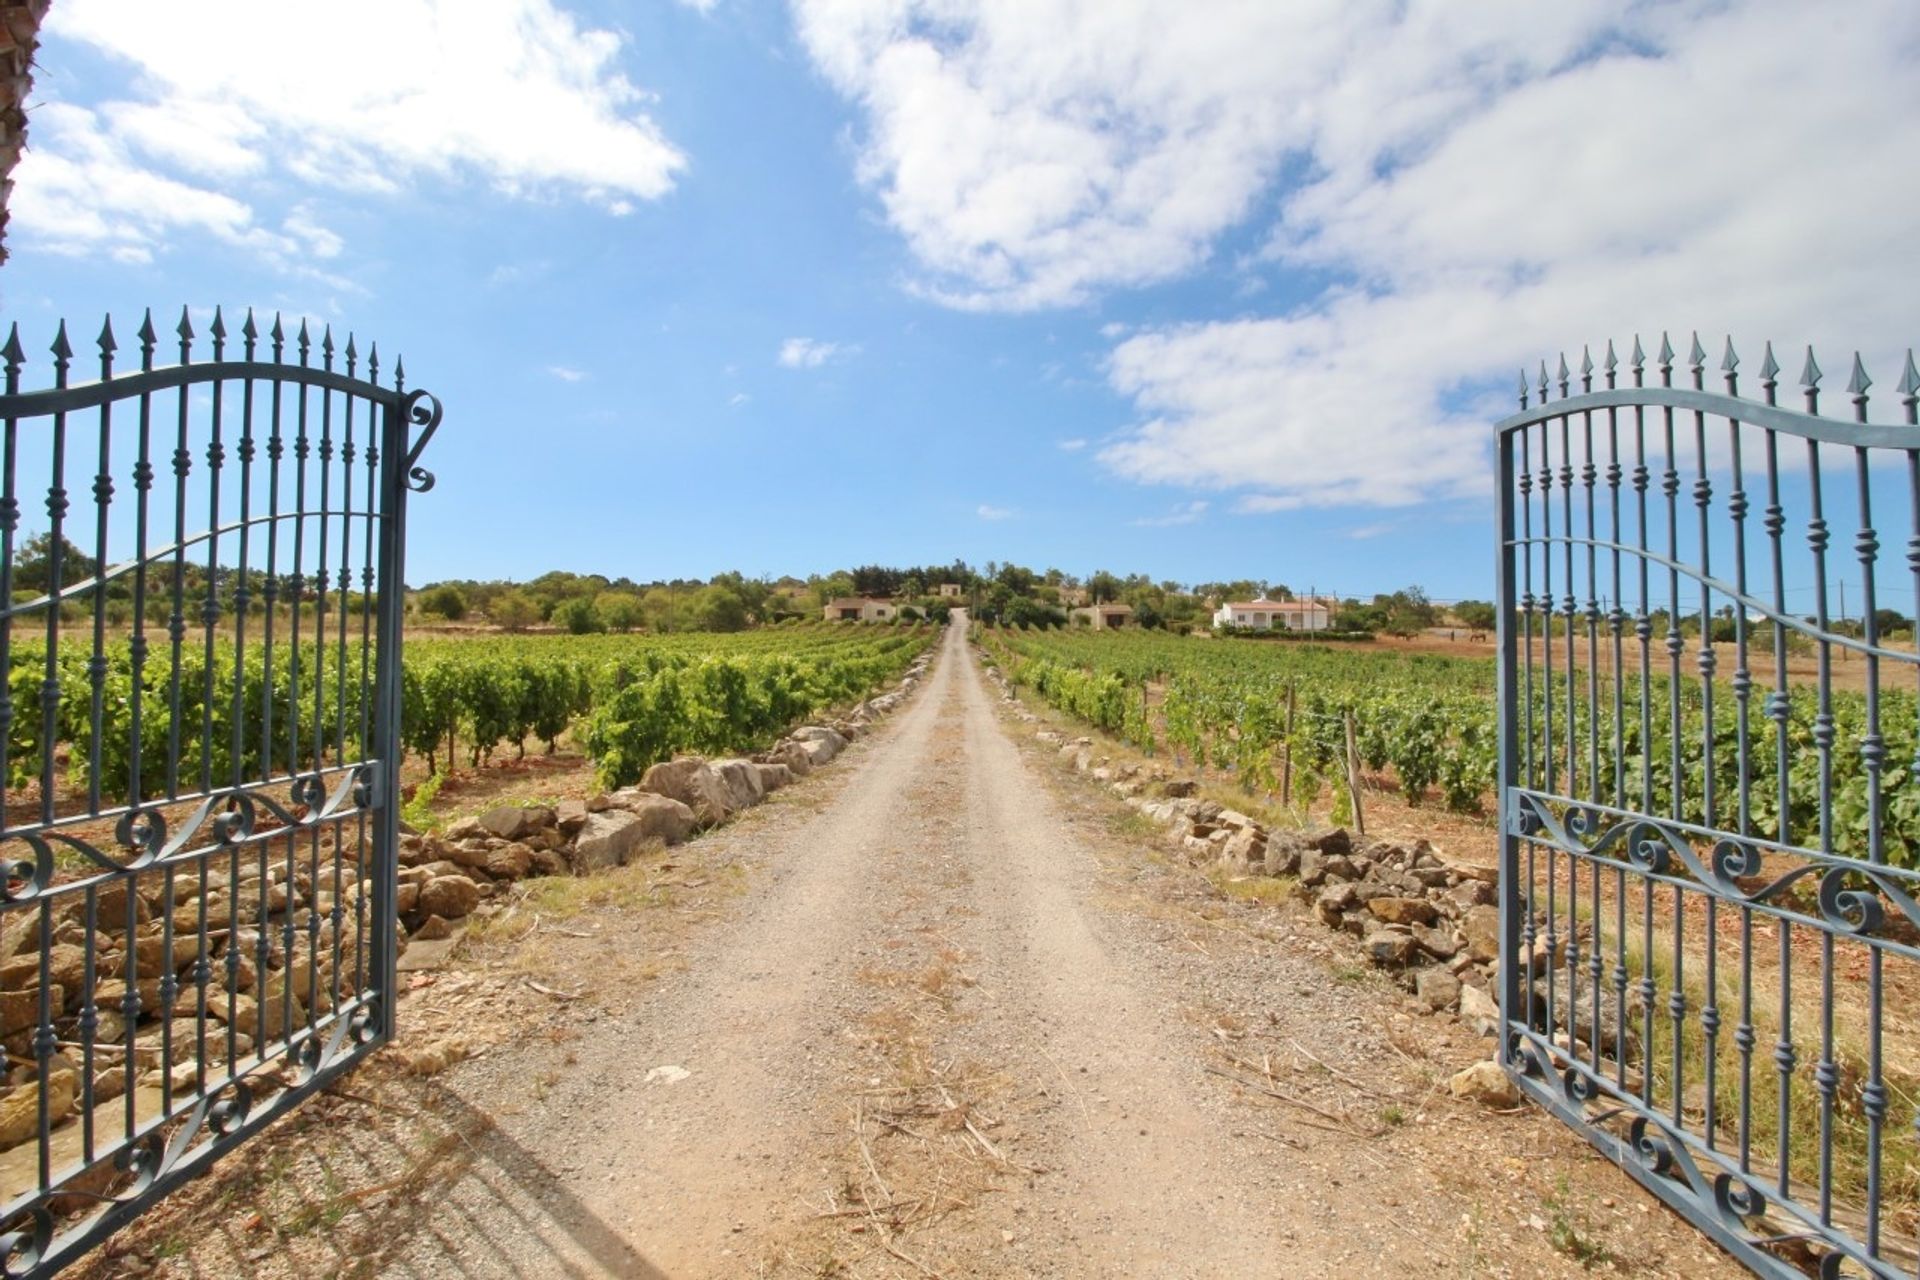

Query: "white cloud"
<box><xmin>1103</xmin><ymin>3</ymin><xmax>1920</xmax><ymax>508</ymax></box>
<box><xmin>1131</xmin><ymin>500</ymin><xmax>1208</xmax><ymax>527</ymax></box>
<box><xmin>777</xmin><ymin>337</ymin><xmax>857</xmax><ymax>368</ymax></box>
<box><xmin>1056</xmin><ymin>437</ymin><xmax>1087</xmax><ymax>452</ymax></box>
<box><xmin>546</xmin><ymin>365</ymin><xmax>587</xmax><ymax>382</ymax></box>
<box><xmin>976</xmin><ymin>503</ymin><xmax>1013</xmax><ymax>520</ymax></box>
<box><xmin>15</xmin><ymin>0</ymin><xmax>686</xmax><ymax>267</ymax></box>
<box><xmin>797</xmin><ymin>0</ymin><xmax>1920</xmax><ymax>508</ymax></box>
<box><xmin>728</xmin><ymin>391</ymin><xmax>751</xmax><ymax>407</ymax></box>
<box><xmin>677</xmin><ymin>0</ymin><xmax>720</xmax><ymax>11</ymax></box>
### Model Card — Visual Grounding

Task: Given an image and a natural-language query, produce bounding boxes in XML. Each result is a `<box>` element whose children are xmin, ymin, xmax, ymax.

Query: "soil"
<box><xmin>74</xmin><ymin>621</ymin><xmax>1748</xmax><ymax>1279</ymax></box>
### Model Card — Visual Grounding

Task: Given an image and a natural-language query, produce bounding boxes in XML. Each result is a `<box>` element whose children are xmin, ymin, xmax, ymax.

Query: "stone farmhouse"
<box><xmin>824</xmin><ymin>596</ymin><xmax>897</xmax><ymax>622</ymax></box>
<box><xmin>1070</xmin><ymin>602</ymin><xmax>1134</xmax><ymax>630</ymax></box>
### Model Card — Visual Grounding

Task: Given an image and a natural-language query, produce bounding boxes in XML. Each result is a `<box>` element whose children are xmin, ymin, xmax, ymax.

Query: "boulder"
<box><xmin>570</xmin><ymin>811</ymin><xmax>647</xmax><ymax>873</ymax></box>
<box><xmin>1311</xmin><ymin>827</ymin><xmax>1353</xmax><ymax>857</ymax></box>
<box><xmin>479</xmin><ymin>805</ymin><xmax>554</xmax><ymax>842</ymax></box>
<box><xmin>765</xmin><ymin>741</ymin><xmax>813</xmax><ymax>778</ymax></box>
<box><xmin>1449</xmin><ymin>879</ymin><xmax>1497</xmax><ymax>909</ymax></box>
<box><xmin>555</xmin><ymin>799</ymin><xmax>590</xmax><ymax>836</ymax></box>
<box><xmin>485</xmin><ymin>843</ymin><xmax>534</xmax><ymax>881</ymax></box>
<box><xmin>417</xmin><ymin>875</ymin><xmax>480</xmax><ymax>921</ymax></box>
<box><xmin>1367</xmin><ymin>896</ymin><xmax>1439</xmax><ymax>928</ymax></box>
<box><xmin>1449</xmin><ymin>1060</ymin><xmax>1519</xmax><ymax>1108</ymax></box>
<box><xmin>639</xmin><ymin>759</ymin><xmax>736</xmax><ymax>828</ymax></box>
<box><xmin>442</xmin><ymin>816</ymin><xmax>484</xmax><ymax>842</ymax></box>
<box><xmin>1415</xmin><ymin>967</ymin><xmax>1463</xmax><ymax>1012</ymax></box>
<box><xmin>1162</xmin><ymin>779</ymin><xmax>1199</xmax><ymax>798</ymax></box>
<box><xmin>710</xmin><ymin>758</ymin><xmax>766</xmax><ymax>810</ymax></box>
<box><xmin>1220</xmin><ymin>826</ymin><xmax>1266</xmax><ymax>868</ymax></box>
<box><xmin>1314</xmin><ymin>884</ymin><xmax>1358</xmax><ymax>928</ymax></box>
<box><xmin>1461</xmin><ymin>905</ymin><xmax>1501</xmax><ymax>965</ymax></box>
<box><xmin>791</xmin><ymin>726</ymin><xmax>846</xmax><ymax>759</ymax></box>
<box><xmin>799</xmin><ymin>738</ymin><xmax>838</xmax><ymax>766</ymax></box>
<box><xmin>1459</xmin><ymin>983</ymin><xmax>1500</xmax><ymax>1037</ymax></box>
<box><xmin>1363</xmin><ymin>929</ymin><xmax>1418</xmax><ymax>968</ymax></box>
<box><xmin>755</xmin><ymin>763</ymin><xmax>794</xmax><ymax>792</ymax></box>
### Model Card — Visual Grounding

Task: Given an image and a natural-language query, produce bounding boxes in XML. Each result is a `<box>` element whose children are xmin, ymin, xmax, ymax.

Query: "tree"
<box><xmin>490</xmin><ymin>589</ymin><xmax>539</xmax><ymax>631</ymax></box>
<box><xmin>1086</xmin><ymin>570</ymin><xmax>1122</xmax><ymax>603</ymax></box>
<box><xmin>418</xmin><ymin>583</ymin><xmax>468</xmax><ymax>621</ymax></box>
<box><xmin>596</xmin><ymin>591</ymin><xmax>644</xmax><ymax>632</ymax></box>
<box><xmin>555</xmin><ymin>597</ymin><xmax>604</xmax><ymax>634</ymax></box>
<box><xmin>690</xmin><ymin>584</ymin><xmax>749</xmax><ymax>632</ymax></box>
<box><xmin>1453</xmin><ymin>600</ymin><xmax>1497</xmax><ymax>632</ymax></box>
<box><xmin>13</xmin><ymin>533</ymin><xmax>100</xmax><ymax>594</ymax></box>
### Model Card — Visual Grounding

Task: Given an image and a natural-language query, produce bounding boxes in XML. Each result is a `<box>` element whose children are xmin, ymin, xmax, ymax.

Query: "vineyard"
<box><xmin>975</xmin><ymin>625</ymin><xmax>1920</xmax><ymax>870</ymax></box>
<box><xmin>7</xmin><ymin>620</ymin><xmax>938</xmax><ymax>812</ymax></box>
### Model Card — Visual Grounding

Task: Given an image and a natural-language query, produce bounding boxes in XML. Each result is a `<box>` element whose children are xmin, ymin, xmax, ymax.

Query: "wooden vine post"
<box><xmin>1343</xmin><ymin>708</ymin><xmax>1366</xmax><ymax>835</ymax></box>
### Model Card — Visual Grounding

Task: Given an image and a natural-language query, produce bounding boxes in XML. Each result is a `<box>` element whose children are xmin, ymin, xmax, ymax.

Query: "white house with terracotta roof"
<box><xmin>1213</xmin><ymin>596</ymin><xmax>1333</xmax><ymax>631</ymax></box>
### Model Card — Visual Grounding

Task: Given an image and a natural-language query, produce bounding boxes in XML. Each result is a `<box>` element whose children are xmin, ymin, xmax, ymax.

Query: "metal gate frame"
<box><xmin>0</xmin><ymin>308</ymin><xmax>437</xmax><ymax>1276</ymax></box>
<box><xmin>1494</xmin><ymin>335</ymin><xmax>1920</xmax><ymax>1278</ymax></box>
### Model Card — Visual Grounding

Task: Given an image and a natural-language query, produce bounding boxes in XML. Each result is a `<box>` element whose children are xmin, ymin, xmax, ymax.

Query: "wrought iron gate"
<box><xmin>1495</xmin><ymin>335</ymin><xmax>1920</xmax><ymax>1277</ymax></box>
<box><xmin>0</xmin><ymin>307</ymin><xmax>438</xmax><ymax>1276</ymax></box>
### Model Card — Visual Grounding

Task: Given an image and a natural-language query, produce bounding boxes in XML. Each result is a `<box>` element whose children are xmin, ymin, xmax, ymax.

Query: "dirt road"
<box><xmin>95</xmin><ymin>619</ymin><xmax>1744</xmax><ymax>1278</ymax></box>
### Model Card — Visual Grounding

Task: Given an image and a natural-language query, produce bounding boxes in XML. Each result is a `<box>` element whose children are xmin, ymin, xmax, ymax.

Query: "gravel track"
<box><xmin>358</xmin><ymin>618</ymin><xmax>1743</xmax><ymax>1279</ymax></box>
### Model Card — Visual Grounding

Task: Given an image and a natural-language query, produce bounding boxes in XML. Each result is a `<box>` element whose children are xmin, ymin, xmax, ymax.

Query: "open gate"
<box><xmin>1494</xmin><ymin>335</ymin><xmax>1920</xmax><ymax>1277</ymax></box>
<box><xmin>0</xmin><ymin>308</ymin><xmax>438</xmax><ymax>1276</ymax></box>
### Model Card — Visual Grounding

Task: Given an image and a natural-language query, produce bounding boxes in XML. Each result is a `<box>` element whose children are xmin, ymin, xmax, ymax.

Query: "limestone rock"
<box><xmin>710</xmin><ymin>758</ymin><xmax>766</xmax><ymax>810</ymax></box>
<box><xmin>637</xmin><ymin>759</ymin><xmax>735</xmax><ymax>827</ymax></box>
<box><xmin>603</xmin><ymin>791</ymin><xmax>697</xmax><ymax>846</ymax></box>
<box><xmin>755</xmin><ymin>762</ymin><xmax>794</xmax><ymax>792</ymax></box>
<box><xmin>1459</xmin><ymin>982</ymin><xmax>1500</xmax><ymax>1037</ymax></box>
<box><xmin>1462</xmin><ymin>905</ymin><xmax>1501</xmax><ymax>964</ymax></box>
<box><xmin>555</xmin><ymin>799</ymin><xmax>590</xmax><ymax>836</ymax></box>
<box><xmin>479</xmin><ymin>805</ymin><xmax>553</xmax><ymax>841</ymax></box>
<box><xmin>1363</xmin><ymin>930</ymin><xmax>1418</xmax><ymax>967</ymax></box>
<box><xmin>417</xmin><ymin>875</ymin><xmax>480</xmax><ymax>921</ymax></box>
<box><xmin>1449</xmin><ymin>1060</ymin><xmax>1519</xmax><ymax>1108</ymax></box>
<box><xmin>1415</xmin><ymin>967</ymin><xmax>1463</xmax><ymax>1012</ymax></box>
<box><xmin>1368</xmin><ymin>896</ymin><xmax>1439</xmax><ymax>928</ymax></box>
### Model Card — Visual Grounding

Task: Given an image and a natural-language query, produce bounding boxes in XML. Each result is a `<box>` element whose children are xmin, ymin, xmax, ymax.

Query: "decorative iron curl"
<box><xmin>116</xmin><ymin>806</ymin><xmax>167</xmax><ymax>861</ymax></box>
<box><xmin>206</xmin><ymin>1080</ymin><xmax>254</xmax><ymax>1137</ymax></box>
<box><xmin>1817</xmin><ymin>867</ymin><xmax>1886</xmax><ymax>936</ymax></box>
<box><xmin>1710</xmin><ymin>837</ymin><xmax>1764</xmax><ymax>889</ymax></box>
<box><xmin>400</xmin><ymin>387</ymin><xmax>441</xmax><ymax>493</ymax></box>
<box><xmin>1562</xmin><ymin>1064</ymin><xmax>1603</xmax><ymax>1104</ymax></box>
<box><xmin>0</xmin><ymin>1208</ymin><xmax>49</xmax><ymax>1280</ymax></box>
<box><xmin>290</xmin><ymin>771</ymin><xmax>328</xmax><ymax>812</ymax></box>
<box><xmin>1712</xmin><ymin>1172</ymin><xmax>1766</xmax><ymax>1222</ymax></box>
<box><xmin>1627</xmin><ymin>1115</ymin><xmax>1676</xmax><ymax>1175</ymax></box>
<box><xmin>115</xmin><ymin>1131</ymin><xmax>167</xmax><ymax>1196</ymax></box>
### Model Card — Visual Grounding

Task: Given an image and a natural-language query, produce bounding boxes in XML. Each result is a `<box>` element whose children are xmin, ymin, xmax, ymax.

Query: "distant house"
<box><xmin>1070</xmin><ymin>602</ymin><xmax>1134</xmax><ymax>630</ymax></box>
<box><xmin>825</xmin><ymin>597</ymin><xmax>896</xmax><ymax>622</ymax></box>
<box><xmin>1213</xmin><ymin>596</ymin><xmax>1333</xmax><ymax>631</ymax></box>
<box><xmin>938</xmin><ymin>582</ymin><xmax>963</xmax><ymax>598</ymax></box>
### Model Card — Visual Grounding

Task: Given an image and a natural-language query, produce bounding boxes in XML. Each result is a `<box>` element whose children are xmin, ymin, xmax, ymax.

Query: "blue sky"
<box><xmin>6</xmin><ymin>0</ymin><xmax>1918</xmax><ymax>599</ymax></box>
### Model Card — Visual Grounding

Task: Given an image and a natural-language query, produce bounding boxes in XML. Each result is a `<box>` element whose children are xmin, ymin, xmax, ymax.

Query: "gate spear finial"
<box><xmin>1556</xmin><ymin>352</ymin><xmax>1570</xmax><ymax>398</ymax></box>
<box><xmin>1759</xmin><ymin>341</ymin><xmax>1780</xmax><ymax>406</ymax></box>
<box><xmin>1846</xmin><ymin>353</ymin><xmax>1871</xmax><ymax>423</ymax></box>
<box><xmin>209</xmin><ymin>306</ymin><xmax>226</xmax><ymax>361</ymax></box>
<box><xmin>1657</xmin><ymin>332</ymin><xmax>1675</xmax><ymax>386</ymax></box>
<box><xmin>1580</xmin><ymin>345</ymin><xmax>1593</xmax><ymax>393</ymax></box>
<box><xmin>1630</xmin><ymin>335</ymin><xmax>1645</xmax><ymax>387</ymax></box>
<box><xmin>1</xmin><ymin>324</ymin><xmax>23</xmax><ymax>383</ymax></box>
<box><xmin>1721</xmin><ymin>337</ymin><xmax>1738</xmax><ymax>395</ymax></box>
<box><xmin>1801</xmin><ymin>345</ymin><xmax>1822</xmax><ymax>414</ymax></box>
<box><xmin>50</xmin><ymin>320</ymin><xmax>72</xmax><ymax>384</ymax></box>
<box><xmin>98</xmin><ymin>315</ymin><xmax>116</xmax><ymax>379</ymax></box>
<box><xmin>241</xmin><ymin>309</ymin><xmax>258</xmax><ymax>361</ymax></box>
<box><xmin>176</xmin><ymin>305</ymin><xmax>194</xmax><ymax>363</ymax></box>
<box><xmin>269</xmin><ymin>313</ymin><xmax>285</xmax><ymax>363</ymax></box>
<box><xmin>1538</xmin><ymin>360</ymin><xmax>1550</xmax><ymax>403</ymax></box>
<box><xmin>137</xmin><ymin>309</ymin><xmax>157</xmax><ymax>372</ymax></box>
<box><xmin>1898</xmin><ymin>350</ymin><xmax>1919</xmax><ymax>426</ymax></box>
